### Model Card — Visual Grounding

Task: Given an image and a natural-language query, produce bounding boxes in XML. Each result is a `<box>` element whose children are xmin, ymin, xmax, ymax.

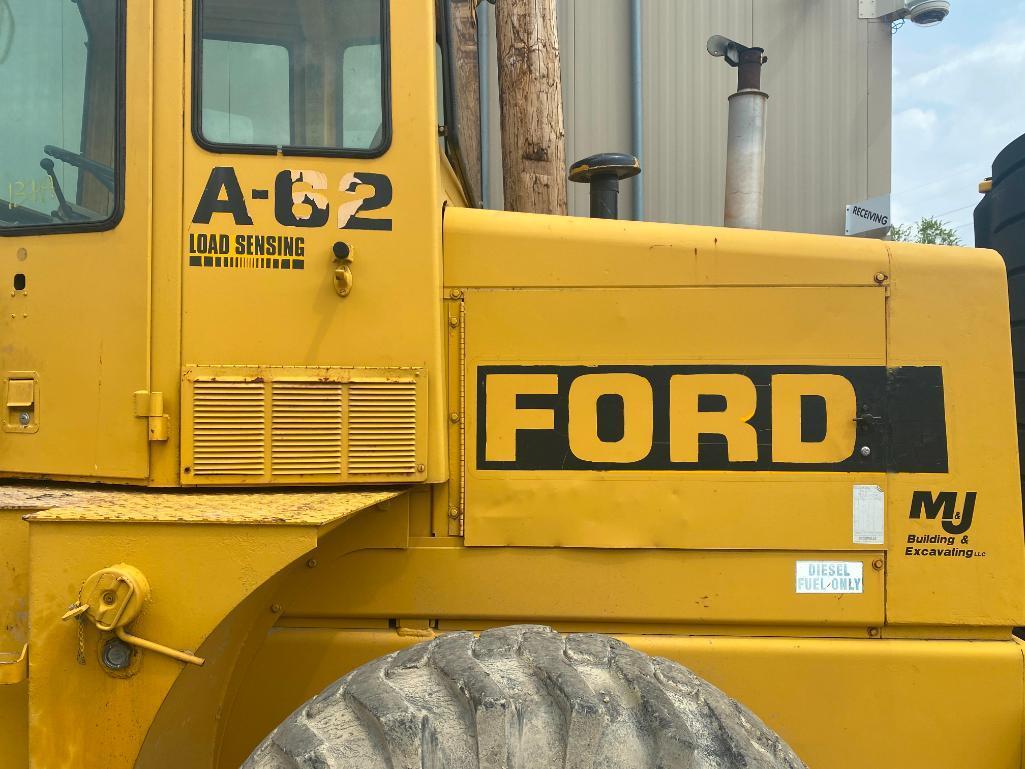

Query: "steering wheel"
<box><xmin>43</xmin><ymin>145</ymin><xmax>116</xmax><ymax>193</ymax></box>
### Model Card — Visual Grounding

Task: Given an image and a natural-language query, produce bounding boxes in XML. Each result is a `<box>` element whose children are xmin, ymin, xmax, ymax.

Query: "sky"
<box><xmin>891</xmin><ymin>0</ymin><xmax>1025</xmax><ymax>245</ymax></box>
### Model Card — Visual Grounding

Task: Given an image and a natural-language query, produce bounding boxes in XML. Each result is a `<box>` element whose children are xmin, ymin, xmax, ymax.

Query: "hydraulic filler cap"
<box><xmin>569</xmin><ymin>153</ymin><xmax>641</xmax><ymax>220</ymax></box>
<box><xmin>62</xmin><ymin>564</ymin><xmax>205</xmax><ymax>668</ymax></box>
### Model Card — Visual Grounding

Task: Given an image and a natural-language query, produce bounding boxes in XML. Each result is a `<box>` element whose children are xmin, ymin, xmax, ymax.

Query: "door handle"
<box><xmin>333</xmin><ymin>242</ymin><xmax>354</xmax><ymax>298</ymax></box>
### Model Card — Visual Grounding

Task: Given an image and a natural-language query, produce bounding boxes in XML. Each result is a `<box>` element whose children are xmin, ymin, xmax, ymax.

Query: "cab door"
<box><xmin>180</xmin><ymin>0</ymin><xmax>446</xmax><ymax>486</ymax></box>
<box><xmin>0</xmin><ymin>0</ymin><xmax>152</xmax><ymax>480</ymax></box>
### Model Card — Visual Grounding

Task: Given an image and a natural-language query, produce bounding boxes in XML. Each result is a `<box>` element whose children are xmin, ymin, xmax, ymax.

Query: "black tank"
<box><xmin>976</xmin><ymin>132</ymin><xmax>1025</xmax><ymax>490</ymax></box>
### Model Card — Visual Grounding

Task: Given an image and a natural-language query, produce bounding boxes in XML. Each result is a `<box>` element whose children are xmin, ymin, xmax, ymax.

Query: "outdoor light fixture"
<box><xmin>858</xmin><ymin>0</ymin><xmax>950</xmax><ymax>26</ymax></box>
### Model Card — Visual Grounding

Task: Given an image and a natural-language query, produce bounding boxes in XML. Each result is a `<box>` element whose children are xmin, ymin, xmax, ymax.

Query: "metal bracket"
<box><xmin>133</xmin><ymin>390</ymin><xmax>169</xmax><ymax>442</ymax></box>
<box><xmin>0</xmin><ymin>644</ymin><xmax>27</xmax><ymax>685</ymax></box>
<box><xmin>859</xmin><ymin>0</ymin><xmax>906</xmax><ymax>19</ymax></box>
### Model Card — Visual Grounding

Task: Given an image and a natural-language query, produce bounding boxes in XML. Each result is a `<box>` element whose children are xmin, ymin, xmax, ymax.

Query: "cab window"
<box><xmin>195</xmin><ymin>0</ymin><xmax>388</xmax><ymax>156</ymax></box>
<box><xmin>201</xmin><ymin>39</ymin><xmax>291</xmax><ymax>146</ymax></box>
<box><xmin>0</xmin><ymin>0</ymin><xmax>122</xmax><ymax>231</ymax></box>
<box><xmin>437</xmin><ymin>0</ymin><xmax>483</xmax><ymax>207</ymax></box>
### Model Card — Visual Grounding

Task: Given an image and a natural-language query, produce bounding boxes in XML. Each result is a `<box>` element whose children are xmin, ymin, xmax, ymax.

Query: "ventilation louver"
<box><xmin>191</xmin><ymin>380</ymin><xmax>266</xmax><ymax>476</ymax></box>
<box><xmin>185</xmin><ymin>370</ymin><xmax>424</xmax><ymax>484</ymax></box>
<box><xmin>348</xmin><ymin>379</ymin><xmax>419</xmax><ymax>476</ymax></box>
<box><xmin>271</xmin><ymin>382</ymin><xmax>344</xmax><ymax>475</ymax></box>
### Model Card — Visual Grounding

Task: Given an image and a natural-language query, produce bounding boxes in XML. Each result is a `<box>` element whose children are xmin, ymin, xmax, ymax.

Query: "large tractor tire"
<box><xmin>244</xmin><ymin>625</ymin><xmax>805</xmax><ymax>769</ymax></box>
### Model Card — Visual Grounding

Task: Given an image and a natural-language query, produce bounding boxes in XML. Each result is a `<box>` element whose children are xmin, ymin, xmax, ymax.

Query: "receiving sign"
<box><xmin>845</xmin><ymin>194</ymin><xmax>891</xmax><ymax>238</ymax></box>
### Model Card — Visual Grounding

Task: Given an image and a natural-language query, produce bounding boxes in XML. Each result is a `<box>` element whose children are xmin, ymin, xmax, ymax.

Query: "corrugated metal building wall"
<box><xmin>480</xmin><ymin>0</ymin><xmax>892</xmax><ymax>236</ymax></box>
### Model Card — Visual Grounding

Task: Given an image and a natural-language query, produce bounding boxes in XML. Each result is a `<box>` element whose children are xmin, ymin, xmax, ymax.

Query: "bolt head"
<box><xmin>449</xmin><ymin>289</ymin><xmax>463</xmax><ymax>299</ymax></box>
<box><xmin>867</xmin><ymin>628</ymin><xmax>881</xmax><ymax>638</ymax></box>
<box><xmin>18</xmin><ymin>412</ymin><xmax>30</xmax><ymax>426</ymax></box>
<box><xmin>450</xmin><ymin>412</ymin><xmax>460</xmax><ymax>423</ymax></box>
<box><xmin>306</xmin><ymin>558</ymin><xmax>318</xmax><ymax>569</ymax></box>
<box><xmin>101</xmin><ymin>638</ymin><xmax>133</xmax><ymax>671</ymax></box>
<box><xmin>874</xmin><ymin>272</ymin><xmax>888</xmax><ymax>284</ymax></box>
<box><xmin>872</xmin><ymin>558</ymin><xmax>884</xmax><ymax>570</ymax></box>
<box><xmin>102</xmin><ymin>591</ymin><xmax>117</xmax><ymax>606</ymax></box>
<box><xmin>448</xmin><ymin>507</ymin><xmax>460</xmax><ymax>519</ymax></box>
<box><xmin>416</xmin><ymin>464</ymin><xmax>426</xmax><ymax>473</ymax></box>
<box><xmin>270</xmin><ymin>604</ymin><xmax>283</xmax><ymax>614</ymax></box>
<box><xmin>859</xmin><ymin>446</ymin><xmax>871</xmax><ymax>457</ymax></box>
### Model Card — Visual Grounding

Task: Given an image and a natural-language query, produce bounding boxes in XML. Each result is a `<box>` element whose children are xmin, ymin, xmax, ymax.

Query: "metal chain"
<box><xmin>66</xmin><ymin>600</ymin><xmax>87</xmax><ymax>666</ymax></box>
<box><xmin>77</xmin><ymin>616</ymin><xmax>86</xmax><ymax>666</ymax></box>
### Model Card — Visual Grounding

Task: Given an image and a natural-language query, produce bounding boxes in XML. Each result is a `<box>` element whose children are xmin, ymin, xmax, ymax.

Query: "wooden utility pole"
<box><xmin>494</xmin><ymin>0</ymin><xmax>568</xmax><ymax>215</ymax></box>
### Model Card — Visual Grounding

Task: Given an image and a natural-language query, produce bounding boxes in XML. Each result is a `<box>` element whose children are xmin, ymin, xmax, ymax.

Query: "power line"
<box><xmin>934</xmin><ymin>203</ymin><xmax>977</xmax><ymax>219</ymax></box>
<box><xmin>891</xmin><ymin>166</ymin><xmax>982</xmax><ymax>199</ymax></box>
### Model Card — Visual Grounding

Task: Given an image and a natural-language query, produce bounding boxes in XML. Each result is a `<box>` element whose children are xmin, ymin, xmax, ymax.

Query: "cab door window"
<box><xmin>201</xmin><ymin>39</ymin><xmax>291</xmax><ymax>146</ymax></box>
<box><xmin>195</xmin><ymin>0</ymin><xmax>389</xmax><ymax>157</ymax></box>
<box><xmin>0</xmin><ymin>0</ymin><xmax>123</xmax><ymax>232</ymax></box>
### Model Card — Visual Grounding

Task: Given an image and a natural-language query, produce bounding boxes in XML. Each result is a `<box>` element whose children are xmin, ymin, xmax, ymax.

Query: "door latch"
<box><xmin>61</xmin><ymin>564</ymin><xmax>204</xmax><ymax>668</ymax></box>
<box><xmin>332</xmin><ymin>242</ymin><xmax>354</xmax><ymax>298</ymax></box>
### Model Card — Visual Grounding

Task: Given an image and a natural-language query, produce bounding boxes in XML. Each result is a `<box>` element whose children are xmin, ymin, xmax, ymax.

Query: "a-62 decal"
<box><xmin>191</xmin><ymin>167</ymin><xmax>393</xmax><ymax>231</ymax></box>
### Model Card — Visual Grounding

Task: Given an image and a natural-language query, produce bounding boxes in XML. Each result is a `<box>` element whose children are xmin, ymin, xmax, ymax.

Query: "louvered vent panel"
<box><xmin>348</xmin><ymin>380</ymin><xmax>418</xmax><ymax>475</ymax></box>
<box><xmin>272</xmin><ymin>382</ymin><xmax>343</xmax><ymax>475</ymax></box>
<box><xmin>192</xmin><ymin>381</ymin><xmax>266</xmax><ymax>476</ymax></box>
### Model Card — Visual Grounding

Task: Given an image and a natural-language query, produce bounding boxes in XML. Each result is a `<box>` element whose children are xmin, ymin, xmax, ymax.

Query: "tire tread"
<box><xmin>244</xmin><ymin>626</ymin><xmax>806</xmax><ymax>769</ymax></box>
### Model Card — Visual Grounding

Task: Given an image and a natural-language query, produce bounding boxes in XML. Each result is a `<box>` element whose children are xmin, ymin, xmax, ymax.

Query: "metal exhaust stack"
<box><xmin>708</xmin><ymin>35</ymin><xmax>768</xmax><ymax>229</ymax></box>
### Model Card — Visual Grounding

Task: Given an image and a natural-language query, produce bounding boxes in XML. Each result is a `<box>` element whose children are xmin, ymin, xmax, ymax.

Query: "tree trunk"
<box><xmin>494</xmin><ymin>0</ymin><xmax>567</xmax><ymax>215</ymax></box>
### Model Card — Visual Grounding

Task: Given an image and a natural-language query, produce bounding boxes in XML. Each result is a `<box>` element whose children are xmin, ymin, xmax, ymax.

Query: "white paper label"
<box><xmin>852</xmin><ymin>484</ymin><xmax>885</xmax><ymax>545</ymax></box>
<box><xmin>795</xmin><ymin>561</ymin><xmax>864</xmax><ymax>594</ymax></box>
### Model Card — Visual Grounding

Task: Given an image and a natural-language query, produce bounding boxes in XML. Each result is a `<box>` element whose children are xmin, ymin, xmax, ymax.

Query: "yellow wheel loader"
<box><xmin>1</xmin><ymin>1</ymin><xmax>1024</xmax><ymax>767</ymax></box>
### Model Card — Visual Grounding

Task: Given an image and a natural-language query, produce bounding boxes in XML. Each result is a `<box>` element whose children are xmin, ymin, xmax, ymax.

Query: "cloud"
<box><xmin>896</xmin><ymin>35</ymin><xmax>1025</xmax><ymax>101</ymax></box>
<box><xmin>893</xmin><ymin>107</ymin><xmax>937</xmax><ymax>138</ymax></box>
<box><xmin>892</xmin><ymin>12</ymin><xmax>1025</xmax><ymax>243</ymax></box>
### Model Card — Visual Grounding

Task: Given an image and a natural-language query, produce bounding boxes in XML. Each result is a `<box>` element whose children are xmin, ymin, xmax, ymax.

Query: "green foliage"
<box><xmin>890</xmin><ymin>216</ymin><xmax>962</xmax><ymax>246</ymax></box>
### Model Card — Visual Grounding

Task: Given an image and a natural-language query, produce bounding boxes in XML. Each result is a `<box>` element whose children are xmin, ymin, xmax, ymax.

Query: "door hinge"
<box><xmin>133</xmin><ymin>391</ymin><xmax>169</xmax><ymax>442</ymax></box>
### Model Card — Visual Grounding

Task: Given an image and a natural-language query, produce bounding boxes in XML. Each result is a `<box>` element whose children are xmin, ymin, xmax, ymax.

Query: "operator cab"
<box><xmin>0</xmin><ymin>0</ymin><xmax>478</xmax><ymax>486</ymax></box>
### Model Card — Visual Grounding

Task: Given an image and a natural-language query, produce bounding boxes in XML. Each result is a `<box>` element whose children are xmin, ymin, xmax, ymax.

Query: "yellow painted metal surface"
<box><xmin>443</xmin><ymin>206</ymin><xmax>891</xmax><ymax>289</ymax></box>
<box><xmin>5</xmin><ymin>484</ymin><xmax>400</xmax><ymax>526</ymax></box>
<box><xmin>637</xmin><ymin>635</ymin><xmax>1025</xmax><ymax>769</ymax></box>
<box><xmin>446</xmin><ymin>206</ymin><xmax>1025</xmax><ymax>631</ymax></box>
<box><xmin>463</xmin><ymin>284</ymin><xmax>886</xmax><ymax>550</ymax></box>
<box><xmin>0</xmin><ymin>508</ymin><xmax>28</xmax><ymax>769</ymax></box>
<box><xmin>20</xmin><ymin>490</ymin><xmax>401</xmax><ymax>769</ymax></box>
<box><xmin>885</xmin><ymin>243</ymin><xmax>1025</xmax><ymax>627</ymax></box>
<box><xmin>275</xmin><ymin>546</ymin><xmax>885</xmax><ymax>628</ymax></box>
<box><xmin>137</xmin><ymin>496</ymin><xmax>413</xmax><ymax>769</ymax></box>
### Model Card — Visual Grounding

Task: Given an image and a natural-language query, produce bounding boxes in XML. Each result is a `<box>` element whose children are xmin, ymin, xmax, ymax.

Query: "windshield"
<box><xmin>195</xmin><ymin>0</ymin><xmax>388</xmax><ymax>156</ymax></box>
<box><xmin>0</xmin><ymin>0</ymin><xmax>121</xmax><ymax>230</ymax></box>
